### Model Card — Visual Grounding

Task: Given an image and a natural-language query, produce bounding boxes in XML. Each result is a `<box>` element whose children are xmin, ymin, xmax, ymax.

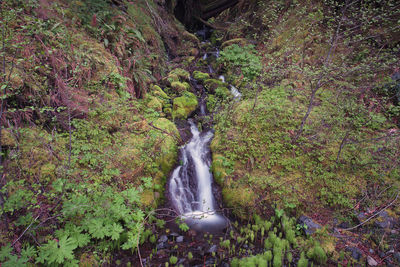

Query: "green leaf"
<box><xmin>0</xmin><ymin>244</ymin><xmax>12</xmax><ymax>261</ymax></box>
<box><xmin>109</xmin><ymin>223</ymin><xmax>124</xmax><ymax>240</ymax></box>
<box><xmin>38</xmin><ymin>236</ymin><xmax>77</xmax><ymax>264</ymax></box>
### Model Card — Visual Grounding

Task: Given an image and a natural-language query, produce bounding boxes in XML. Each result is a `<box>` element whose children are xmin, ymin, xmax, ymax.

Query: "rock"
<box><xmin>176</xmin><ymin>236</ymin><xmax>184</xmax><ymax>243</ymax></box>
<box><xmin>192</xmin><ymin>71</ymin><xmax>210</xmax><ymax>81</ymax></box>
<box><xmin>207</xmin><ymin>244</ymin><xmax>218</xmax><ymax>253</ymax></box>
<box><xmin>367</xmin><ymin>256</ymin><xmax>378</xmax><ymax>266</ymax></box>
<box><xmin>171</xmin><ymin>81</ymin><xmax>190</xmax><ymax>92</ymax></box>
<box><xmin>172</xmin><ymin>92</ymin><xmax>198</xmax><ymax>120</ymax></box>
<box><xmin>169</xmin><ymin>68</ymin><xmax>190</xmax><ymax>81</ymax></box>
<box><xmin>170</xmin><ymin>232</ymin><xmax>179</xmax><ymax>237</ymax></box>
<box><xmin>374</xmin><ymin>211</ymin><xmax>395</xmax><ymax>229</ymax></box>
<box><xmin>346</xmin><ymin>246</ymin><xmax>363</xmax><ymax>261</ymax></box>
<box><xmin>158</xmin><ymin>235</ymin><xmax>168</xmax><ymax>243</ymax></box>
<box><xmin>147</xmin><ymin>96</ymin><xmax>162</xmax><ymax>112</ymax></box>
<box><xmin>298</xmin><ymin>215</ymin><xmax>322</xmax><ymax>235</ymax></box>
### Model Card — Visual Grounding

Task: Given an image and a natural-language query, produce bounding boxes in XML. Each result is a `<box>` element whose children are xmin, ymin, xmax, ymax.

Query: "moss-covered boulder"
<box><xmin>193</xmin><ymin>71</ymin><xmax>210</xmax><ymax>81</ymax></box>
<box><xmin>172</xmin><ymin>92</ymin><xmax>198</xmax><ymax>120</ymax></box>
<box><xmin>215</xmin><ymin>87</ymin><xmax>230</xmax><ymax>99</ymax></box>
<box><xmin>151</xmin><ymin>84</ymin><xmax>170</xmax><ymax>100</ymax></box>
<box><xmin>204</xmin><ymin>78</ymin><xmax>226</xmax><ymax>92</ymax></box>
<box><xmin>182</xmin><ymin>31</ymin><xmax>200</xmax><ymax>47</ymax></box>
<box><xmin>211</xmin><ymin>154</ymin><xmax>228</xmax><ymax>185</ymax></box>
<box><xmin>152</xmin><ymin>118</ymin><xmax>180</xmax><ymax>174</ymax></box>
<box><xmin>147</xmin><ymin>96</ymin><xmax>163</xmax><ymax>112</ymax></box>
<box><xmin>169</xmin><ymin>68</ymin><xmax>190</xmax><ymax>81</ymax></box>
<box><xmin>171</xmin><ymin>81</ymin><xmax>190</xmax><ymax>92</ymax></box>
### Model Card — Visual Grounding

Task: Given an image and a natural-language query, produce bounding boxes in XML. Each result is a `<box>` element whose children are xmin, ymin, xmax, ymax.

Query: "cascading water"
<box><xmin>168</xmin><ymin>42</ymin><xmax>240</xmax><ymax>232</ymax></box>
<box><xmin>169</xmin><ymin>119</ymin><xmax>227</xmax><ymax>232</ymax></box>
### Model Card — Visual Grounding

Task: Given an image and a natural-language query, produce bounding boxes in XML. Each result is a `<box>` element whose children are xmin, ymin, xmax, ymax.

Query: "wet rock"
<box><xmin>298</xmin><ymin>215</ymin><xmax>322</xmax><ymax>235</ymax></box>
<box><xmin>367</xmin><ymin>256</ymin><xmax>378</xmax><ymax>266</ymax></box>
<box><xmin>207</xmin><ymin>244</ymin><xmax>218</xmax><ymax>253</ymax></box>
<box><xmin>176</xmin><ymin>236</ymin><xmax>184</xmax><ymax>243</ymax></box>
<box><xmin>346</xmin><ymin>246</ymin><xmax>363</xmax><ymax>261</ymax></box>
<box><xmin>158</xmin><ymin>235</ymin><xmax>168</xmax><ymax>243</ymax></box>
<box><xmin>374</xmin><ymin>211</ymin><xmax>395</xmax><ymax>229</ymax></box>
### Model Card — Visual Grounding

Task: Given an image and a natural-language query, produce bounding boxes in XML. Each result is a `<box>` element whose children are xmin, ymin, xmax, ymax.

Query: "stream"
<box><xmin>168</xmin><ymin>43</ymin><xmax>234</xmax><ymax>233</ymax></box>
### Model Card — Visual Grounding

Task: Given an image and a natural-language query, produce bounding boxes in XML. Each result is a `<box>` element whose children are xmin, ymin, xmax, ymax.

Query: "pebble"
<box><xmin>298</xmin><ymin>215</ymin><xmax>322</xmax><ymax>235</ymax></box>
<box><xmin>176</xmin><ymin>236</ymin><xmax>184</xmax><ymax>243</ymax></box>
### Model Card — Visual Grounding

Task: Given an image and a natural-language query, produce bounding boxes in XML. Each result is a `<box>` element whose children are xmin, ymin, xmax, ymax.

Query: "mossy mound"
<box><xmin>172</xmin><ymin>92</ymin><xmax>198</xmax><ymax>120</ymax></box>
<box><xmin>169</xmin><ymin>68</ymin><xmax>190</xmax><ymax>81</ymax></box>
<box><xmin>193</xmin><ymin>71</ymin><xmax>210</xmax><ymax>81</ymax></box>
<box><xmin>211</xmin><ymin>154</ymin><xmax>228</xmax><ymax>185</ymax></box>
<box><xmin>171</xmin><ymin>81</ymin><xmax>190</xmax><ymax>92</ymax></box>
<box><xmin>151</xmin><ymin>84</ymin><xmax>170</xmax><ymax>100</ymax></box>
<box><xmin>222</xmin><ymin>184</ymin><xmax>257</xmax><ymax>219</ymax></box>
<box><xmin>147</xmin><ymin>96</ymin><xmax>163</xmax><ymax>112</ymax></box>
<box><xmin>204</xmin><ymin>79</ymin><xmax>226</xmax><ymax>92</ymax></box>
<box><xmin>215</xmin><ymin>87</ymin><xmax>230</xmax><ymax>99</ymax></box>
<box><xmin>152</xmin><ymin>118</ymin><xmax>180</xmax><ymax>174</ymax></box>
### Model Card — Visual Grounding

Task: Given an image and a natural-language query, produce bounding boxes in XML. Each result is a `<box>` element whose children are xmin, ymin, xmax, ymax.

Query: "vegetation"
<box><xmin>0</xmin><ymin>0</ymin><xmax>399</xmax><ymax>266</ymax></box>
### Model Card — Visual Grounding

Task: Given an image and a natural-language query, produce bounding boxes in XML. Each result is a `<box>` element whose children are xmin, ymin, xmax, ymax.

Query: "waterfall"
<box><xmin>169</xmin><ymin>120</ymin><xmax>227</xmax><ymax>231</ymax></box>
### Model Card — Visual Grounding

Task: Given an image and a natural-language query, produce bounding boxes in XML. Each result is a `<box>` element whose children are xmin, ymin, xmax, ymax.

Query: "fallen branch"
<box><xmin>341</xmin><ymin>191</ymin><xmax>399</xmax><ymax>231</ymax></box>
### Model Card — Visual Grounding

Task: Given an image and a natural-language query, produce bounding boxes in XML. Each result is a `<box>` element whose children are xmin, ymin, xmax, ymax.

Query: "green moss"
<box><xmin>307</xmin><ymin>244</ymin><xmax>327</xmax><ymax>265</ymax></box>
<box><xmin>171</xmin><ymin>81</ymin><xmax>190</xmax><ymax>92</ymax></box>
<box><xmin>172</xmin><ymin>92</ymin><xmax>198</xmax><ymax>120</ymax></box>
<box><xmin>211</xmin><ymin>154</ymin><xmax>228</xmax><ymax>185</ymax></box>
<box><xmin>169</xmin><ymin>68</ymin><xmax>190</xmax><ymax>81</ymax></box>
<box><xmin>222</xmin><ymin>185</ymin><xmax>256</xmax><ymax>219</ymax></box>
<box><xmin>152</xmin><ymin>118</ymin><xmax>180</xmax><ymax>174</ymax></box>
<box><xmin>193</xmin><ymin>71</ymin><xmax>210</xmax><ymax>81</ymax></box>
<box><xmin>151</xmin><ymin>85</ymin><xmax>170</xmax><ymax>100</ymax></box>
<box><xmin>182</xmin><ymin>31</ymin><xmax>200</xmax><ymax>46</ymax></box>
<box><xmin>147</xmin><ymin>96</ymin><xmax>163</xmax><ymax>112</ymax></box>
<box><xmin>215</xmin><ymin>87</ymin><xmax>230</xmax><ymax>99</ymax></box>
<box><xmin>204</xmin><ymin>79</ymin><xmax>226</xmax><ymax>92</ymax></box>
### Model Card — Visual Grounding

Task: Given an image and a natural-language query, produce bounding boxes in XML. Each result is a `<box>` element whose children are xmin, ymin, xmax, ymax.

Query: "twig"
<box><xmin>342</xmin><ymin>191</ymin><xmax>399</xmax><ymax>231</ymax></box>
<box><xmin>12</xmin><ymin>214</ymin><xmax>40</xmax><ymax>246</ymax></box>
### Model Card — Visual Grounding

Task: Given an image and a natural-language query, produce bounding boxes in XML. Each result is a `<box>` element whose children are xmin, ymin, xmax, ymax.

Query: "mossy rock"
<box><xmin>172</xmin><ymin>92</ymin><xmax>198</xmax><ymax>120</ymax></box>
<box><xmin>147</xmin><ymin>96</ymin><xmax>163</xmax><ymax>112</ymax></box>
<box><xmin>222</xmin><ymin>185</ymin><xmax>256</xmax><ymax>219</ymax></box>
<box><xmin>211</xmin><ymin>154</ymin><xmax>228</xmax><ymax>185</ymax></box>
<box><xmin>169</xmin><ymin>68</ymin><xmax>190</xmax><ymax>81</ymax></box>
<box><xmin>182</xmin><ymin>31</ymin><xmax>200</xmax><ymax>46</ymax></box>
<box><xmin>193</xmin><ymin>71</ymin><xmax>210</xmax><ymax>81</ymax></box>
<box><xmin>215</xmin><ymin>87</ymin><xmax>230</xmax><ymax>99</ymax></box>
<box><xmin>221</xmin><ymin>38</ymin><xmax>248</xmax><ymax>49</ymax></box>
<box><xmin>152</xmin><ymin>118</ymin><xmax>180</xmax><ymax>174</ymax></box>
<box><xmin>171</xmin><ymin>81</ymin><xmax>190</xmax><ymax>92</ymax></box>
<box><xmin>151</xmin><ymin>84</ymin><xmax>170</xmax><ymax>100</ymax></box>
<box><xmin>183</xmin><ymin>56</ymin><xmax>196</xmax><ymax>67</ymax></box>
<box><xmin>204</xmin><ymin>79</ymin><xmax>226</xmax><ymax>92</ymax></box>
<box><xmin>167</xmin><ymin>73</ymin><xmax>180</xmax><ymax>84</ymax></box>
